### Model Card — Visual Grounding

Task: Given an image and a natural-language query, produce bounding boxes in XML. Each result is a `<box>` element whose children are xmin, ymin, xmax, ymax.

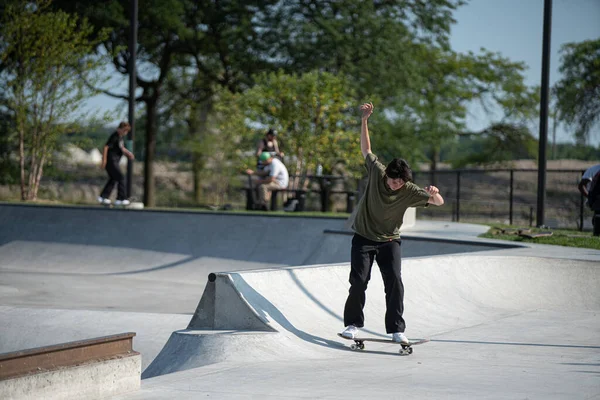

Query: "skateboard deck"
<box><xmin>518</xmin><ymin>231</ymin><xmax>553</xmax><ymax>238</ymax></box>
<box><xmin>337</xmin><ymin>333</ymin><xmax>429</xmax><ymax>355</ymax></box>
<box><xmin>100</xmin><ymin>200</ymin><xmax>144</xmax><ymax>210</ymax></box>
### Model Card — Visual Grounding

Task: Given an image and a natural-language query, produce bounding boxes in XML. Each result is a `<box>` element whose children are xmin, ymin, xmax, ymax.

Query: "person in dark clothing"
<box><xmin>98</xmin><ymin>122</ymin><xmax>134</xmax><ymax>206</ymax></box>
<box><xmin>255</xmin><ymin>128</ymin><xmax>283</xmax><ymax>170</ymax></box>
<box><xmin>578</xmin><ymin>163</ymin><xmax>600</xmax><ymax>236</ymax></box>
<box><xmin>340</xmin><ymin>103</ymin><xmax>445</xmax><ymax>344</ymax></box>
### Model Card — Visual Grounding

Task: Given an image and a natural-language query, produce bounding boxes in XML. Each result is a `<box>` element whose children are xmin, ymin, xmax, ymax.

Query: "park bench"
<box><xmin>244</xmin><ymin>187</ymin><xmax>357</xmax><ymax>213</ymax></box>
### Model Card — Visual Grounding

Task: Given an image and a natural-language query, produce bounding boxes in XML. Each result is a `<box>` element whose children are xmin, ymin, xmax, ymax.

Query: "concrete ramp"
<box><xmin>143</xmin><ymin>255</ymin><xmax>600</xmax><ymax>378</ymax></box>
<box><xmin>0</xmin><ymin>203</ymin><xmax>518</xmax><ymax>315</ymax></box>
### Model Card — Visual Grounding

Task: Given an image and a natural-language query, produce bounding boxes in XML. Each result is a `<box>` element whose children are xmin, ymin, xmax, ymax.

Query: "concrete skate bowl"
<box><xmin>0</xmin><ymin>203</ymin><xmax>519</xmax><ymax>276</ymax></box>
<box><xmin>0</xmin><ymin>204</ymin><xmax>349</xmax><ymax>273</ymax></box>
<box><xmin>1</xmin><ymin>203</ymin><xmax>531</xmax><ymax>376</ymax></box>
<box><xmin>143</xmin><ymin>255</ymin><xmax>600</xmax><ymax>378</ymax></box>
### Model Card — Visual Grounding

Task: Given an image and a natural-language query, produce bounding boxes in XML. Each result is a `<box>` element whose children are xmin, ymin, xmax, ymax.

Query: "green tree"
<box><xmin>0</xmin><ymin>0</ymin><xmax>105</xmax><ymax>200</ymax></box>
<box><xmin>401</xmin><ymin>46</ymin><xmax>538</xmax><ymax>171</ymax></box>
<box><xmin>0</xmin><ymin>106</ymin><xmax>17</xmax><ymax>184</ymax></box>
<box><xmin>54</xmin><ymin>0</ymin><xmax>282</xmax><ymax>207</ymax></box>
<box><xmin>52</xmin><ymin>0</ymin><xmax>193</xmax><ymax>207</ymax></box>
<box><xmin>450</xmin><ymin>123</ymin><xmax>537</xmax><ymax>168</ymax></box>
<box><xmin>161</xmin><ymin>0</ymin><xmax>280</xmax><ymax>203</ymax></box>
<box><xmin>274</xmin><ymin>0</ymin><xmax>465</xmax><ymax>100</ymax></box>
<box><xmin>270</xmin><ymin>1</ymin><xmax>539</xmax><ymax>174</ymax></box>
<box><xmin>162</xmin><ymin>70</ymin><xmax>215</xmax><ymax>203</ymax></box>
<box><xmin>236</xmin><ymin>70</ymin><xmax>361</xmax><ymax>186</ymax></box>
<box><xmin>554</xmin><ymin>38</ymin><xmax>600</xmax><ymax>145</ymax></box>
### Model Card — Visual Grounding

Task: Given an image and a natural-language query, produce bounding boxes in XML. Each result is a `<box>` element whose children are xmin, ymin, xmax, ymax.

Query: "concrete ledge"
<box><xmin>0</xmin><ymin>354</ymin><xmax>140</xmax><ymax>400</ymax></box>
<box><xmin>324</xmin><ymin>228</ymin><xmax>523</xmax><ymax>248</ymax></box>
<box><xmin>0</xmin><ymin>333</ymin><xmax>141</xmax><ymax>400</ymax></box>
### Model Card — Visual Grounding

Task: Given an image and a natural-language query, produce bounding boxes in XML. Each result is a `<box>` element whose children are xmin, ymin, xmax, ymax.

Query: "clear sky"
<box><xmin>86</xmin><ymin>0</ymin><xmax>600</xmax><ymax>144</ymax></box>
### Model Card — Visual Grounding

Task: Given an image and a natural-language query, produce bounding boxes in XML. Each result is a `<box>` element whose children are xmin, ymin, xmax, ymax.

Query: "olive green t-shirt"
<box><xmin>351</xmin><ymin>153</ymin><xmax>431</xmax><ymax>242</ymax></box>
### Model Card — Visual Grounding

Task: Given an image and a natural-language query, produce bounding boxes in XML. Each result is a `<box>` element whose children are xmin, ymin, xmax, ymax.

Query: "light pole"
<box><xmin>126</xmin><ymin>0</ymin><xmax>138</xmax><ymax>199</ymax></box>
<box><xmin>537</xmin><ymin>0</ymin><xmax>552</xmax><ymax>228</ymax></box>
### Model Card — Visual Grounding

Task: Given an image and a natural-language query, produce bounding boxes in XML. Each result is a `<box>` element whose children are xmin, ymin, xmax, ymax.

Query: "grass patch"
<box><xmin>481</xmin><ymin>224</ymin><xmax>600</xmax><ymax>250</ymax></box>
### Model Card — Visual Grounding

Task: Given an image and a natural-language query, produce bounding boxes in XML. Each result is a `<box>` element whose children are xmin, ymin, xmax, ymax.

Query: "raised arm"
<box><xmin>256</xmin><ymin>139</ymin><xmax>265</xmax><ymax>157</ymax></box>
<box><xmin>273</xmin><ymin>139</ymin><xmax>281</xmax><ymax>156</ymax></box>
<box><xmin>359</xmin><ymin>103</ymin><xmax>373</xmax><ymax>159</ymax></box>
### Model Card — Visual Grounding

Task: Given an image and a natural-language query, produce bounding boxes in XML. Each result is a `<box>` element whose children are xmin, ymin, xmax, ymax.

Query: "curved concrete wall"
<box><xmin>143</xmin><ymin>255</ymin><xmax>600</xmax><ymax>378</ymax></box>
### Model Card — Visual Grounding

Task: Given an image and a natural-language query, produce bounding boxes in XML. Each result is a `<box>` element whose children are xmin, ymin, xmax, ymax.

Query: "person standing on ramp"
<box><xmin>340</xmin><ymin>102</ymin><xmax>445</xmax><ymax>344</ymax></box>
<box><xmin>98</xmin><ymin>122</ymin><xmax>135</xmax><ymax>206</ymax></box>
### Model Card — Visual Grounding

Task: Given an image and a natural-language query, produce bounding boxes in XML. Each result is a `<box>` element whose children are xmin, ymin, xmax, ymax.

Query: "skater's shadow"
<box><xmin>285</xmin><ymin>269</ymin><xmax>388</xmax><ymax>340</ymax></box>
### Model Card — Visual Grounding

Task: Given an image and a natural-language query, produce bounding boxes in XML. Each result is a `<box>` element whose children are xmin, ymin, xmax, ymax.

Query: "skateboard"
<box><xmin>337</xmin><ymin>333</ymin><xmax>429</xmax><ymax>355</ymax></box>
<box><xmin>518</xmin><ymin>231</ymin><xmax>553</xmax><ymax>239</ymax></box>
<box><xmin>100</xmin><ymin>197</ymin><xmax>144</xmax><ymax>210</ymax></box>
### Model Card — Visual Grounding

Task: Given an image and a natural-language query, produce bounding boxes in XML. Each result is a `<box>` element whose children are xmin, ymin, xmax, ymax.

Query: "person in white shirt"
<box><xmin>246</xmin><ymin>152</ymin><xmax>289</xmax><ymax>210</ymax></box>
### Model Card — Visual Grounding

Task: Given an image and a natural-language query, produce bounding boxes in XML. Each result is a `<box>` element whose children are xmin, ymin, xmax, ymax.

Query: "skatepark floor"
<box><xmin>1</xmin><ymin>204</ymin><xmax>599</xmax><ymax>399</ymax></box>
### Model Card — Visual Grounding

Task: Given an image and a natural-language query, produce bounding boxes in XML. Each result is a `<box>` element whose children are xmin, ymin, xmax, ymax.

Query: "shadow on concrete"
<box><xmin>432</xmin><ymin>339</ymin><xmax>600</xmax><ymax>349</ymax></box>
<box><xmin>230</xmin><ymin>274</ymin><xmax>345</xmax><ymax>350</ymax></box>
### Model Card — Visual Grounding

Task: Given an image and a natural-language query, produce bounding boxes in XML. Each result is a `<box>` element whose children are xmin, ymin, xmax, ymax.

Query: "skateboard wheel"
<box><xmin>398</xmin><ymin>347</ymin><xmax>412</xmax><ymax>355</ymax></box>
<box><xmin>358</xmin><ymin>343</ymin><xmax>365</xmax><ymax>350</ymax></box>
<box><xmin>350</xmin><ymin>344</ymin><xmax>358</xmax><ymax>351</ymax></box>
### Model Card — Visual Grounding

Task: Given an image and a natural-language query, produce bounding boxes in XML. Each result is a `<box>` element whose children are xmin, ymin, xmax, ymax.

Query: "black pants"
<box><xmin>343</xmin><ymin>234</ymin><xmax>405</xmax><ymax>334</ymax></box>
<box><xmin>100</xmin><ymin>162</ymin><xmax>126</xmax><ymax>200</ymax></box>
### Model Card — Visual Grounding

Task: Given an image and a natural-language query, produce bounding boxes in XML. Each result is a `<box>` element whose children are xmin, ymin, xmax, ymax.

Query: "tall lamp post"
<box><xmin>126</xmin><ymin>0</ymin><xmax>138</xmax><ymax>199</ymax></box>
<box><xmin>537</xmin><ymin>0</ymin><xmax>552</xmax><ymax>228</ymax></box>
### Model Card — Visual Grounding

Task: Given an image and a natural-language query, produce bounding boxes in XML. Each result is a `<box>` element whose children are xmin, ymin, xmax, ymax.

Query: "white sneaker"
<box><xmin>97</xmin><ymin>196</ymin><xmax>111</xmax><ymax>205</ymax></box>
<box><xmin>341</xmin><ymin>325</ymin><xmax>359</xmax><ymax>339</ymax></box>
<box><xmin>114</xmin><ymin>199</ymin><xmax>130</xmax><ymax>206</ymax></box>
<box><xmin>392</xmin><ymin>332</ymin><xmax>409</xmax><ymax>344</ymax></box>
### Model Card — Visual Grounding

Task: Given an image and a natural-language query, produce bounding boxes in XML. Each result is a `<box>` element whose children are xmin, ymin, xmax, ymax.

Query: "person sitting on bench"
<box><xmin>246</xmin><ymin>152</ymin><xmax>289</xmax><ymax>211</ymax></box>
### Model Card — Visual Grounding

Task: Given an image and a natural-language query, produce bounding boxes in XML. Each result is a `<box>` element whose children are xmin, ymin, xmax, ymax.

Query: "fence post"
<box><xmin>346</xmin><ymin>192</ymin><xmax>356</xmax><ymax>213</ymax></box>
<box><xmin>271</xmin><ymin>191</ymin><xmax>279</xmax><ymax>211</ymax></box>
<box><xmin>245</xmin><ymin>189</ymin><xmax>254</xmax><ymax>210</ymax></box>
<box><xmin>296</xmin><ymin>190</ymin><xmax>306</xmax><ymax>212</ymax></box>
<box><xmin>529</xmin><ymin>207</ymin><xmax>534</xmax><ymax>227</ymax></box>
<box><xmin>456</xmin><ymin>171</ymin><xmax>461</xmax><ymax>222</ymax></box>
<box><xmin>317</xmin><ymin>177</ymin><xmax>333</xmax><ymax>212</ymax></box>
<box><xmin>580</xmin><ymin>191</ymin><xmax>585</xmax><ymax>232</ymax></box>
<box><xmin>509</xmin><ymin>170</ymin><xmax>514</xmax><ymax>225</ymax></box>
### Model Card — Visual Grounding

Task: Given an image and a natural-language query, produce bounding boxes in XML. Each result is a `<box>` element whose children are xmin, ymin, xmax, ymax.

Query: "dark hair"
<box><xmin>267</xmin><ymin>128</ymin><xmax>277</xmax><ymax>136</ymax></box>
<box><xmin>385</xmin><ymin>158</ymin><xmax>412</xmax><ymax>182</ymax></box>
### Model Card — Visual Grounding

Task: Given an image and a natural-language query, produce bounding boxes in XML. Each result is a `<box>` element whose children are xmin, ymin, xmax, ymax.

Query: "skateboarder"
<box><xmin>340</xmin><ymin>102</ymin><xmax>444</xmax><ymax>344</ymax></box>
<box><xmin>98</xmin><ymin>122</ymin><xmax>135</xmax><ymax>206</ymax></box>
